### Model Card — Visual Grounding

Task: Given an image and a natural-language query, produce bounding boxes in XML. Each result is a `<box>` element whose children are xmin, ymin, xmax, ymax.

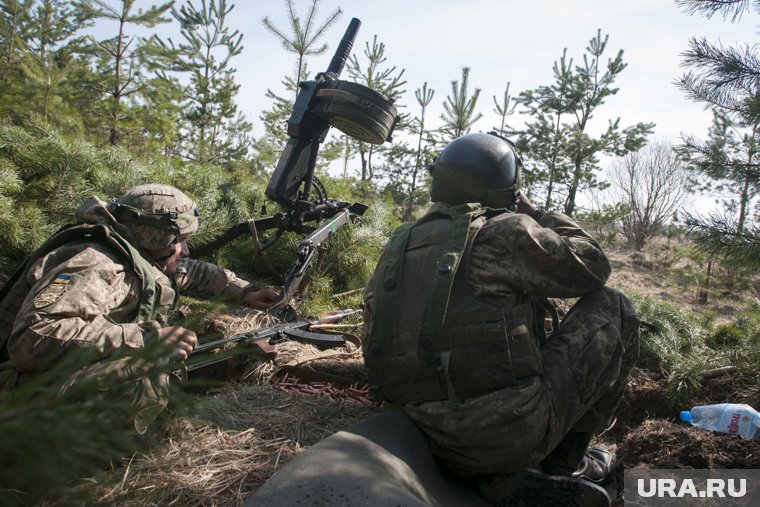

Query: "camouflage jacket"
<box><xmin>363</xmin><ymin>203</ymin><xmax>611</xmax><ymax>350</ymax></box>
<box><xmin>1</xmin><ymin>197</ymin><xmax>254</xmax><ymax>374</ymax></box>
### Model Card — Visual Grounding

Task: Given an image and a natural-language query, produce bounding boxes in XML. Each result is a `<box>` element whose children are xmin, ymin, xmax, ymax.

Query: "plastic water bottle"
<box><xmin>680</xmin><ymin>403</ymin><xmax>760</xmax><ymax>439</ymax></box>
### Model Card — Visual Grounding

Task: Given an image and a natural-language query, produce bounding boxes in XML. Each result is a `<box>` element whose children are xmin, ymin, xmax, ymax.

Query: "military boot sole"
<box><xmin>510</xmin><ymin>469</ymin><xmax>611</xmax><ymax>507</ymax></box>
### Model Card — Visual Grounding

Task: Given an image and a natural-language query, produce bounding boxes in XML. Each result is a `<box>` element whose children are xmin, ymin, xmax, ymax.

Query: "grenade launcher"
<box><xmin>191</xmin><ymin>17</ymin><xmax>398</xmax><ymax>319</ymax></box>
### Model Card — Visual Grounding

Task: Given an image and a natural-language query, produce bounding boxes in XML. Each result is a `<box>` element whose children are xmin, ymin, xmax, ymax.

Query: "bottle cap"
<box><xmin>679</xmin><ymin>411</ymin><xmax>692</xmax><ymax>423</ymax></box>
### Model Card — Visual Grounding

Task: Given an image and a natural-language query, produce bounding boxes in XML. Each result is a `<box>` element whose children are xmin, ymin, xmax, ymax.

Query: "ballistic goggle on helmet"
<box><xmin>109</xmin><ymin>184</ymin><xmax>199</xmax><ymax>250</ymax></box>
<box><xmin>429</xmin><ymin>131</ymin><xmax>523</xmax><ymax>209</ymax></box>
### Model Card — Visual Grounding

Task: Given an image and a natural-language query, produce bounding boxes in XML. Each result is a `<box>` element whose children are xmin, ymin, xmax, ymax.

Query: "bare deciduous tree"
<box><xmin>608</xmin><ymin>138</ymin><xmax>690</xmax><ymax>250</ymax></box>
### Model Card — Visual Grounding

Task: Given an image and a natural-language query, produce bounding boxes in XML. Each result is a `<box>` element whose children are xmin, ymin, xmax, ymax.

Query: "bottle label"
<box><xmin>719</xmin><ymin>408</ymin><xmax>756</xmax><ymax>438</ymax></box>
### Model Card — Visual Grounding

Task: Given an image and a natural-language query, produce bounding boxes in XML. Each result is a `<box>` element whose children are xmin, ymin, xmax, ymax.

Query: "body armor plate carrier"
<box><xmin>366</xmin><ymin>205</ymin><xmax>547</xmax><ymax>405</ymax></box>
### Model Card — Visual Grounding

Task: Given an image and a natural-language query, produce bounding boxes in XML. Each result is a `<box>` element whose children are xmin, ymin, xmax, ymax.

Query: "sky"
<box><xmin>224</xmin><ymin>0</ymin><xmax>758</xmax><ymax>145</ymax></box>
<box><xmin>101</xmin><ymin>0</ymin><xmax>759</xmax><ymax>208</ymax></box>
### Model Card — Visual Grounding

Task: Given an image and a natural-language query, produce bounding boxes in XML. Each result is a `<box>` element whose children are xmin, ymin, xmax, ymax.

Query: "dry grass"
<box><xmin>605</xmin><ymin>243</ymin><xmax>756</xmax><ymax>318</ymax></box>
<box><xmin>76</xmin><ymin>310</ymin><xmax>382</xmax><ymax>507</ymax></box>
<box><xmin>73</xmin><ymin>241</ymin><xmax>760</xmax><ymax>506</ymax></box>
<box><xmin>88</xmin><ymin>383</ymin><xmax>383</xmax><ymax>506</ymax></box>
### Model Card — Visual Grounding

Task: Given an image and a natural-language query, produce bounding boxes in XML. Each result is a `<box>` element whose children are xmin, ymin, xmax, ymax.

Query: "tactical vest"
<box><xmin>365</xmin><ymin>204</ymin><xmax>546</xmax><ymax>405</ymax></box>
<box><xmin>0</xmin><ymin>223</ymin><xmax>171</xmax><ymax>360</ymax></box>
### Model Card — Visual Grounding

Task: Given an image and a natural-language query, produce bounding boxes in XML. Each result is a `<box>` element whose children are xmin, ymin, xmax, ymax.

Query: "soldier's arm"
<box><xmin>471</xmin><ymin>211</ymin><xmax>611</xmax><ymax>299</ymax></box>
<box><xmin>7</xmin><ymin>249</ymin><xmax>158</xmax><ymax>371</ymax></box>
<box><xmin>172</xmin><ymin>258</ymin><xmax>254</xmax><ymax>303</ymax></box>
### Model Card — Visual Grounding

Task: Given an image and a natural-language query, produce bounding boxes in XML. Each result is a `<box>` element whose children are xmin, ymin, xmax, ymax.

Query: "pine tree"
<box><xmin>17</xmin><ymin>0</ymin><xmax>92</xmax><ymax>126</ymax></box>
<box><xmin>0</xmin><ymin>0</ymin><xmax>34</xmax><ymax>121</ymax></box>
<box><xmin>520</xmin><ymin>32</ymin><xmax>653</xmax><ymax>216</ymax></box>
<box><xmin>676</xmin><ymin>0</ymin><xmax>760</xmax><ymax>259</ymax></box>
<box><xmin>561</xmin><ymin>30</ymin><xmax>653</xmax><ymax>216</ymax></box>
<box><xmin>440</xmin><ymin>66</ymin><xmax>482</xmax><ymax>141</ymax></box>
<box><xmin>257</xmin><ymin>69</ymin><xmax>305</xmax><ymax>161</ymax></box>
<box><xmin>75</xmin><ymin>0</ymin><xmax>174</xmax><ymax>146</ymax></box>
<box><xmin>681</xmin><ymin>113</ymin><xmax>759</xmax><ymax>234</ymax></box>
<box><xmin>518</xmin><ymin>49</ymin><xmax>574</xmax><ymax>209</ymax></box>
<box><xmin>168</xmin><ymin>0</ymin><xmax>251</xmax><ymax>164</ymax></box>
<box><xmin>262</xmin><ymin>0</ymin><xmax>341</xmax><ymax>102</ymax></box>
<box><xmin>0</xmin><ymin>0</ymin><xmax>32</xmax><ymax>71</ymax></box>
<box><xmin>259</xmin><ymin>0</ymin><xmax>341</xmax><ymax>171</ymax></box>
<box><xmin>492</xmin><ymin>82</ymin><xmax>518</xmax><ymax>137</ymax></box>
<box><xmin>676</xmin><ymin>0</ymin><xmax>758</xmax><ymax>125</ymax></box>
<box><xmin>131</xmin><ymin>71</ymin><xmax>183</xmax><ymax>157</ymax></box>
<box><xmin>378</xmin><ymin>82</ymin><xmax>437</xmax><ymax>220</ymax></box>
<box><xmin>346</xmin><ymin>34</ymin><xmax>406</xmax><ymax>180</ymax></box>
<box><xmin>404</xmin><ymin>82</ymin><xmax>437</xmax><ymax>219</ymax></box>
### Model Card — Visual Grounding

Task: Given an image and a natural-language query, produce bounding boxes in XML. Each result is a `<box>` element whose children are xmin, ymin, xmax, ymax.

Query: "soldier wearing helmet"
<box><xmin>363</xmin><ymin>132</ymin><xmax>640</xmax><ymax>505</ymax></box>
<box><xmin>0</xmin><ymin>184</ymin><xmax>279</xmax><ymax>430</ymax></box>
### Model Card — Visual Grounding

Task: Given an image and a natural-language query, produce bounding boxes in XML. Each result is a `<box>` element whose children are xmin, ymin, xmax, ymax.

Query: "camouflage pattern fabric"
<box><xmin>363</xmin><ymin>205</ymin><xmax>640</xmax><ymax>476</ymax></box>
<box><xmin>0</xmin><ymin>193</ymin><xmax>255</xmax><ymax>430</ymax></box>
<box><xmin>107</xmin><ymin>183</ymin><xmax>199</xmax><ymax>250</ymax></box>
<box><xmin>7</xmin><ymin>240</ymin><xmax>170</xmax><ymax>370</ymax></box>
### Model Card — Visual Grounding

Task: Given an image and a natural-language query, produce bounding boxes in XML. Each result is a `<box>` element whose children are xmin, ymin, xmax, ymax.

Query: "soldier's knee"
<box><xmin>590</xmin><ymin>287</ymin><xmax>639</xmax><ymax>320</ymax></box>
<box><xmin>606</xmin><ymin>288</ymin><xmax>641</xmax><ymax>354</ymax></box>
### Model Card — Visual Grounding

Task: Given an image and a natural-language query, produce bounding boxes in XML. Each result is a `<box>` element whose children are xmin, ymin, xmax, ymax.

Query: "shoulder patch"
<box><xmin>33</xmin><ymin>274</ymin><xmax>72</xmax><ymax>308</ymax></box>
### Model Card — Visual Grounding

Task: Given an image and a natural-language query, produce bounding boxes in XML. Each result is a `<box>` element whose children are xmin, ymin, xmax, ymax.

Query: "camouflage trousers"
<box><xmin>404</xmin><ymin>287</ymin><xmax>641</xmax><ymax>476</ymax></box>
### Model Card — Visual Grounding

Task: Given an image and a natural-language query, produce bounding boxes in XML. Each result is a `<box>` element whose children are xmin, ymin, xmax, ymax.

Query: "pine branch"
<box><xmin>682</xmin><ymin>211</ymin><xmax>760</xmax><ymax>267</ymax></box>
<box><xmin>680</xmin><ymin>37</ymin><xmax>760</xmax><ymax>98</ymax></box>
<box><xmin>675</xmin><ymin>0</ymin><xmax>755</xmax><ymax>22</ymax></box>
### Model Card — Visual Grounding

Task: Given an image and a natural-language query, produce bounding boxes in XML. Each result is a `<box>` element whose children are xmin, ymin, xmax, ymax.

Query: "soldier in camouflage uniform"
<box><xmin>0</xmin><ymin>184</ymin><xmax>279</xmax><ymax>430</ymax></box>
<box><xmin>363</xmin><ymin>133</ymin><xmax>640</xmax><ymax>505</ymax></box>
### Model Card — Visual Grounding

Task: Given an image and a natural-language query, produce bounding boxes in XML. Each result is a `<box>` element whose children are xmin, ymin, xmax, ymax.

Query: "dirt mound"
<box><xmin>606</xmin><ymin>368</ymin><xmax>675</xmax><ymax>440</ymax></box>
<box><xmin>619</xmin><ymin>419</ymin><xmax>760</xmax><ymax>469</ymax></box>
<box><xmin>606</xmin><ymin>365</ymin><xmax>759</xmax><ymax>506</ymax></box>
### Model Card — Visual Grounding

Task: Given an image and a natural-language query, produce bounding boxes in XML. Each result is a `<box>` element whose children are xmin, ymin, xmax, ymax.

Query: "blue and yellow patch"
<box><xmin>33</xmin><ymin>274</ymin><xmax>72</xmax><ymax>308</ymax></box>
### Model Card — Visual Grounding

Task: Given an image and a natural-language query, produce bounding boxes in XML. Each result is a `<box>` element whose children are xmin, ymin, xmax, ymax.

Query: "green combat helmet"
<box><xmin>108</xmin><ymin>184</ymin><xmax>199</xmax><ymax>250</ymax></box>
<box><xmin>429</xmin><ymin>131</ymin><xmax>523</xmax><ymax>209</ymax></box>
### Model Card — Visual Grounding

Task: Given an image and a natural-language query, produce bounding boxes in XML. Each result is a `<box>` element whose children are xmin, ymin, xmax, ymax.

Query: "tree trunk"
<box><xmin>359</xmin><ymin>148</ymin><xmax>367</xmax><ymax>180</ymax></box>
<box><xmin>343</xmin><ymin>136</ymin><xmax>350</xmax><ymax>178</ymax></box>
<box><xmin>696</xmin><ymin>260</ymin><xmax>712</xmax><ymax>305</ymax></box>
<box><xmin>110</xmin><ymin>15</ymin><xmax>126</xmax><ymax>146</ymax></box>
<box><xmin>564</xmin><ymin>157</ymin><xmax>582</xmax><ymax>216</ymax></box>
<box><xmin>544</xmin><ymin>113</ymin><xmax>563</xmax><ymax>209</ymax></box>
<box><xmin>737</xmin><ymin>126</ymin><xmax>757</xmax><ymax>234</ymax></box>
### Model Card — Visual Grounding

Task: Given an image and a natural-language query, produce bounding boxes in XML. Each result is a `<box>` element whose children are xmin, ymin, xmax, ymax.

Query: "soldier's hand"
<box><xmin>244</xmin><ymin>287</ymin><xmax>281</xmax><ymax>310</ymax></box>
<box><xmin>158</xmin><ymin>325</ymin><xmax>198</xmax><ymax>360</ymax></box>
<box><xmin>516</xmin><ymin>192</ymin><xmax>544</xmax><ymax>221</ymax></box>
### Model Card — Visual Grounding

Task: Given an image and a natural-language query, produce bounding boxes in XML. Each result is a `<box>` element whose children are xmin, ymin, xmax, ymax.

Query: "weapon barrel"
<box><xmin>315</xmin><ymin>308</ymin><xmax>361</xmax><ymax>324</ymax></box>
<box><xmin>326</xmin><ymin>17</ymin><xmax>361</xmax><ymax>77</ymax></box>
<box><xmin>191</xmin><ymin>323</ymin><xmax>297</xmax><ymax>354</ymax></box>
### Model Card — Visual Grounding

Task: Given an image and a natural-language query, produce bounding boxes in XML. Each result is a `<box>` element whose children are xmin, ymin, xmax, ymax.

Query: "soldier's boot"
<box><xmin>541</xmin><ymin>430</ymin><xmax>617</xmax><ymax>482</ymax></box>
<box><xmin>475</xmin><ymin>468</ymin><xmax>611</xmax><ymax>507</ymax></box>
<box><xmin>571</xmin><ymin>448</ymin><xmax>616</xmax><ymax>485</ymax></box>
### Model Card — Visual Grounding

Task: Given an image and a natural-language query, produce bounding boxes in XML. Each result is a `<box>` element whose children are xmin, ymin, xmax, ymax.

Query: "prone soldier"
<box><xmin>0</xmin><ymin>184</ymin><xmax>279</xmax><ymax>430</ymax></box>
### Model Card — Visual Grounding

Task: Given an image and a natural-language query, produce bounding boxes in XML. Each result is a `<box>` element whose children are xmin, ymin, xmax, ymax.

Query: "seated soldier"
<box><xmin>0</xmin><ymin>184</ymin><xmax>279</xmax><ymax>430</ymax></box>
<box><xmin>362</xmin><ymin>132</ymin><xmax>640</xmax><ymax>505</ymax></box>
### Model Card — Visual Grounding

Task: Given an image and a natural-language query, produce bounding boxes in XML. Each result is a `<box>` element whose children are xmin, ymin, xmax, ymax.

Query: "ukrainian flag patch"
<box><xmin>33</xmin><ymin>273</ymin><xmax>72</xmax><ymax>308</ymax></box>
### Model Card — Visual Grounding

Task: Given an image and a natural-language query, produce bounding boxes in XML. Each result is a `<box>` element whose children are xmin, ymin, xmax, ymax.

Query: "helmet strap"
<box><xmin>110</xmin><ymin>201</ymin><xmax>188</xmax><ymax>235</ymax></box>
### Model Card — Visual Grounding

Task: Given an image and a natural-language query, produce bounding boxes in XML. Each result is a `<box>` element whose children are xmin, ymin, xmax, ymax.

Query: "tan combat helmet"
<box><xmin>108</xmin><ymin>184</ymin><xmax>199</xmax><ymax>250</ymax></box>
